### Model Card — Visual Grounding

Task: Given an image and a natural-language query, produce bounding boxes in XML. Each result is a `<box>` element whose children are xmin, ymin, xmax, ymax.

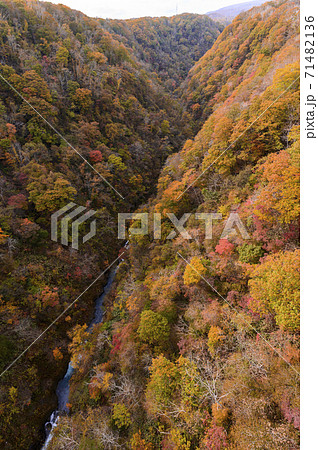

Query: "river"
<box><xmin>42</xmin><ymin>265</ymin><xmax>118</xmax><ymax>449</ymax></box>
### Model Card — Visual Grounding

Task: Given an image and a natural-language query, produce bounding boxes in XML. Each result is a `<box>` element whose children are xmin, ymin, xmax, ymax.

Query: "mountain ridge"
<box><xmin>206</xmin><ymin>0</ymin><xmax>267</xmax><ymax>23</ymax></box>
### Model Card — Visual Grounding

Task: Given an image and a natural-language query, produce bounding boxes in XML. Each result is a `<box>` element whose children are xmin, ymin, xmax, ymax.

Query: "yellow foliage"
<box><xmin>101</xmin><ymin>372</ymin><xmax>113</xmax><ymax>392</ymax></box>
<box><xmin>170</xmin><ymin>428</ymin><xmax>191</xmax><ymax>449</ymax></box>
<box><xmin>207</xmin><ymin>326</ymin><xmax>223</xmax><ymax>355</ymax></box>
<box><xmin>183</xmin><ymin>257</ymin><xmax>207</xmax><ymax>286</ymax></box>
<box><xmin>249</xmin><ymin>249</ymin><xmax>300</xmax><ymax>331</ymax></box>
<box><xmin>253</xmin><ymin>128</ymin><xmax>300</xmax><ymax>224</ymax></box>
<box><xmin>68</xmin><ymin>324</ymin><xmax>90</xmax><ymax>369</ymax></box>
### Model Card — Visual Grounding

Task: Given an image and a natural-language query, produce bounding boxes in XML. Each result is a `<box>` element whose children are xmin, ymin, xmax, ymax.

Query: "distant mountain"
<box><xmin>206</xmin><ymin>0</ymin><xmax>266</xmax><ymax>23</ymax></box>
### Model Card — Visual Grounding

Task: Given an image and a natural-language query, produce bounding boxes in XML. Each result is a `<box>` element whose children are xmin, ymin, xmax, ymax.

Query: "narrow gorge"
<box><xmin>0</xmin><ymin>1</ymin><xmax>300</xmax><ymax>448</ymax></box>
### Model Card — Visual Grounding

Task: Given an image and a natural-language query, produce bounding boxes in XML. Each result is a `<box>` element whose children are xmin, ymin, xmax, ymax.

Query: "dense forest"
<box><xmin>0</xmin><ymin>0</ymin><xmax>299</xmax><ymax>448</ymax></box>
<box><xmin>103</xmin><ymin>15</ymin><xmax>223</xmax><ymax>90</ymax></box>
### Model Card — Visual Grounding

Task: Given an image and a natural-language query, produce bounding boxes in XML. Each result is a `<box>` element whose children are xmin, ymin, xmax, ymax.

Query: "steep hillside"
<box><xmin>103</xmin><ymin>14</ymin><xmax>223</xmax><ymax>91</ymax></box>
<box><xmin>183</xmin><ymin>0</ymin><xmax>299</xmax><ymax>128</ymax></box>
<box><xmin>48</xmin><ymin>1</ymin><xmax>300</xmax><ymax>449</ymax></box>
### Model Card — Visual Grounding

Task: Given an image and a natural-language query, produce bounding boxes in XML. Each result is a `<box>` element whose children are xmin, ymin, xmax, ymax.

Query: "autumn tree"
<box><xmin>56</xmin><ymin>46</ymin><xmax>69</xmax><ymax>67</ymax></box>
<box><xmin>137</xmin><ymin>310</ymin><xmax>170</xmax><ymax>346</ymax></box>
<box><xmin>237</xmin><ymin>243</ymin><xmax>264</xmax><ymax>264</ymax></box>
<box><xmin>249</xmin><ymin>249</ymin><xmax>300</xmax><ymax>331</ymax></box>
<box><xmin>177</xmin><ymin>355</ymin><xmax>202</xmax><ymax>408</ymax></box>
<box><xmin>183</xmin><ymin>257</ymin><xmax>208</xmax><ymax>286</ymax></box>
<box><xmin>89</xmin><ymin>363</ymin><xmax>113</xmax><ymax>400</ymax></box>
<box><xmin>68</xmin><ymin>324</ymin><xmax>91</xmax><ymax>370</ymax></box>
<box><xmin>207</xmin><ymin>326</ymin><xmax>223</xmax><ymax>356</ymax></box>
<box><xmin>146</xmin><ymin>354</ymin><xmax>180</xmax><ymax>412</ymax></box>
<box><xmin>112</xmin><ymin>403</ymin><xmax>132</xmax><ymax>429</ymax></box>
<box><xmin>26</xmin><ymin>170</ymin><xmax>76</xmax><ymax>212</ymax></box>
<box><xmin>252</xmin><ymin>127</ymin><xmax>300</xmax><ymax>225</ymax></box>
<box><xmin>71</xmin><ymin>88</ymin><xmax>93</xmax><ymax>114</ymax></box>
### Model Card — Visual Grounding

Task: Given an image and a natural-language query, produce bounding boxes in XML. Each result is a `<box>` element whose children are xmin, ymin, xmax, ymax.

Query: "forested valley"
<box><xmin>0</xmin><ymin>0</ymin><xmax>300</xmax><ymax>448</ymax></box>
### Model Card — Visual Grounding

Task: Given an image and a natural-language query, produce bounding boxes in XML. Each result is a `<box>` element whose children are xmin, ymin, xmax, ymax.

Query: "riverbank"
<box><xmin>41</xmin><ymin>266</ymin><xmax>118</xmax><ymax>449</ymax></box>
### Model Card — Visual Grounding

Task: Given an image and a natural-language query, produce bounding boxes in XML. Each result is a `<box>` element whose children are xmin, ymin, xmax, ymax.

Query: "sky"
<box><xmin>47</xmin><ymin>0</ymin><xmax>241</xmax><ymax>20</ymax></box>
